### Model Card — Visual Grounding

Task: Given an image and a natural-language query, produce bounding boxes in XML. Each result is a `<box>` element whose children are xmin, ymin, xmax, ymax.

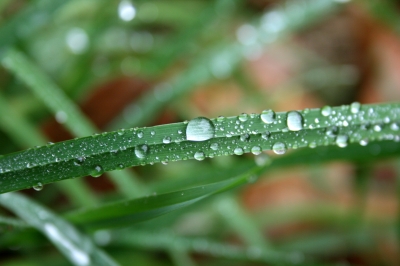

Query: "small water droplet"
<box><xmin>309</xmin><ymin>142</ymin><xmax>317</xmax><ymax>148</ymax></box>
<box><xmin>134</xmin><ymin>144</ymin><xmax>149</xmax><ymax>159</ymax></box>
<box><xmin>210</xmin><ymin>143</ymin><xmax>219</xmax><ymax>151</ymax></box>
<box><xmin>186</xmin><ymin>117</ymin><xmax>215</xmax><ymax>141</ymax></box>
<box><xmin>359</xmin><ymin>139</ymin><xmax>368</xmax><ymax>146</ymax></box>
<box><xmin>272</xmin><ymin>142</ymin><xmax>286</xmax><ymax>155</ymax></box>
<box><xmin>194</xmin><ymin>151</ymin><xmax>205</xmax><ymax>161</ymax></box>
<box><xmin>137</xmin><ymin>131</ymin><xmax>144</xmax><ymax>138</ymax></box>
<box><xmin>33</xmin><ymin>182</ymin><xmax>43</xmax><ymax>191</ymax></box>
<box><xmin>261</xmin><ymin>131</ymin><xmax>270</xmax><ymax>140</ymax></box>
<box><xmin>238</xmin><ymin>113</ymin><xmax>249</xmax><ymax>122</ymax></box>
<box><xmin>321</xmin><ymin>106</ymin><xmax>332</xmax><ymax>116</ymax></box>
<box><xmin>234</xmin><ymin>147</ymin><xmax>244</xmax><ymax>155</ymax></box>
<box><xmin>74</xmin><ymin>157</ymin><xmax>85</xmax><ymax>166</ymax></box>
<box><xmin>163</xmin><ymin>136</ymin><xmax>171</xmax><ymax>144</ymax></box>
<box><xmin>217</xmin><ymin>116</ymin><xmax>225</xmax><ymax>122</ymax></box>
<box><xmin>251</xmin><ymin>146</ymin><xmax>262</xmax><ymax>155</ymax></box>
<box><xmin>326</xmin><ymin>126</ymin><xmax>338</xmax><ymax>138</ymax></box>
<box><xmin>240</xmin><ymin>133</ymin><xmax>250</xmax><ymax>142</ymax></box>
<box><xmin>150</xmin><ymin>131</ymin><xmax>156</xmax><ymax>136</ymax></box>
<box><xmin>117</xmin><ymin>129</ymin><xmax>125</xmax><ymax>135</ymax></box>
<box><xmin>260</xmin><ymin>109</ymin><xmax>275</xmax><ymax>124</ymax></box>
<box><xmin>177</xmin><ymin>130</ymin><xmax>183</xmax><ymax>134</ymax></box>
<box><xmin>390</xmin><ymin>123</ymin><xmax>399</xmax><ymax>131</ymax></box>
<box><xmin>373</xmin><ymin>125</ymin><xmax>382</xmax><ymax>132</ymax></box>
<box><xmin>287</xmin><ymin>111</ymin><xmax>303</xmax><ymax>131</ymax></box>
<box><xmin>350</xmin><ymin>102</ymin><xmax>361</xmax><ymax>114</ymax></box>
<box><xmin>90</xmin><ymin>165</ymin><xmax>104</xmax><ymax>177</ymax></box>
<box><xmin>336</xmin><ymin>135</ymin><xmax>348</xmax><ymax>148</ymax></box>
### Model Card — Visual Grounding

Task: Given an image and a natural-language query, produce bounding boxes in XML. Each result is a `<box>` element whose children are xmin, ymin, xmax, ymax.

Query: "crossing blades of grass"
<box><xmin>0</xmin><ymin>192</ymin><xmax>118</xmax><ymax>266</ymax></box>
<box><xmin>0</xmin><ymin>102</ymin><xmax>399</xmax><ymax>194</ymax></box>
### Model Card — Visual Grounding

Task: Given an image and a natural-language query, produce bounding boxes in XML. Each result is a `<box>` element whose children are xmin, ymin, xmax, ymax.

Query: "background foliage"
<box><xmin>0</xmin><ymin>0</ymin><xmax>400</xmax><ymax>265</ymax></box>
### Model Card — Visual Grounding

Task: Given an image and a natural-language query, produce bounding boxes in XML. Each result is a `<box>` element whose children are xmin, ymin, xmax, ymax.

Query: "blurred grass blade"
<box><xmin>1</xmin><ymin>103</ymin><xmax>399</xmax><ymax>193</ymax></box>
<box><xmin>67</xmin><ymin>174</ymin><xmax>252</xmax><ymax>230</ymax></box>
<box><xmin>0</xmin><ymin>93</ymin><xmax>98</xmax><ymax>207</ymax></box>
<box><xmin>0</xmin><ymin>192</ymin><xmax>118</xmax><ymax>266</ymax></box>
<box><xmin>109</xmin><ymin>0</ymin><xmax>342</xmax><ymax>129</ymax></box>
<box><xmin>2</xmin><ymin>48</ymin><xmax>145</xmax><ymax>198</ymax></box>
<box><xmin>0</xmin><ymin>0</ymin><xmax>68</xmax><ymax>53</ymax></box>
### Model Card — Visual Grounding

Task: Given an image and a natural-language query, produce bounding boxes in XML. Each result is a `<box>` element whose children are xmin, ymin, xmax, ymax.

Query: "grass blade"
<box><xmin>0</xmin><ymin>103</ymin><xmax>399</xmax><ymax>193</ymax></box>
<box><xmin>0</xmin><ymin>192</ymin><xmax>118</xmax><ymax>266</ymax></box>
<box><xmin>67</xmin><ymin>173</ymin><xmax>252</xmax><ymax>230</ymax></box>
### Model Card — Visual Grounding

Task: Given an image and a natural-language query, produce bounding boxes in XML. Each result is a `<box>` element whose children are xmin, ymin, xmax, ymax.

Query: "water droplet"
<box><xmin>118</xmin><ymin>0</ymin><xmax>136</xmax><ymax>22</ymax></box>
<box><xmin>186</xmin><ymin>117</ymin><xmax>215</xmax><ymax>141</ymax></box>
<box><xmin>390</xmin><ymin>123</ymin><xmax>399</xmax><ymax>131</ymax></box>
<box><xmin>336</xmin><ymin>135</ymin><xmax>348</xmax><ymax>148</ymax></box>
<box><xmin>326</xmin><ymin>126</ymin><xmax>338</xmax><ymax>138</ymax></box>
<box><xmin>240</xmin><ymin>133</ymin><xmax>250</xmax><ymax>142</ymax></box>
<box><xmin>150</xmin><ymin>131</ymin><xmax>155</xmax><ymax>136</ymax></box>
<box><xmin>74</xmin><ymin>157</ymin><xmax>85</xmax><ymax>166</ymax></box>
<box><xmin>309</xmin><ymin>142</ymin><xmax>317</xmax><ymax>148</ymax></box>
<box><xmin>350</xmin><ymin>102</ymin><xmax>361</xmax><ymax>114</ymax></box>
<box><xmin>251</xmin><ymin>146</ymin><xmax>262</xmax><ymax>155</ymax></box>
<box><xmin>255</xmin><ymin>153</ymin><xmax>270</xmax><ymax>166</ymax></box>
<box><xmin>260</xmin><ymin>109</ymin><xmax>275</xmax><ymax>124</ymax></box>
<box><xmin>238</xmin><ymin>113</ymin><xmax>248</xmax><ymax>122</ymax></box>
<box><xmin>272</xmin><ymin>142</ymin><xmax>286</xmax><ymax>155</ymax></box>
<box><xmin>234</xmin><ymin>147</ymin><xmax>244</xmax><ymax>155</ymax></box>
<box><xmin>33</xmin><ymin>182</ymin><xmax>43</xmax><ymax>191</ymax></box>
<box><xmin>117</xmin><ymin>129</ymin><xmax>125</xmax><ymax>135</ymax></box>
<box><xmin>373</xmin><ymin>125</ymin><xmax>382</xmax><ymax>132</ymax></box>
<box><xmin>194</xmin><ymin>151</ymin><xmax>205</xmax><ymax>161</ymax></box>
<box><xmin>210</xmin><ymin>143</ymin><xmax>219</xmax><ymax>151</ymax></box>
<box><xmin>261</xmin><ymin>131</ymin><xmax>270</xmax><ymax>140</ymax></box>
<box><xmin>163</xmin><ymin>136</ymin><xmax>171</xmax><ymax>144</ymax></box>
<box><xmin>287</xmin><ymin>111</ymin><xmax>303</xmax><ymax>131</ymax></box>
<box><xmin>321</xmin><ymin>106</ymin><xmax>332</xmax><ymax>116</ymax></box>
<box><xmin>137</xmin><ymin>131</ymin><xmax>144</xmax><ymax>138</ymax></box>
<box><xmin>134</xmin><ymin>144</ymin><xmax>149</xmax><ymax>159</ymax></box>
<box><xmin>217</xmin><ymin>116</ymin><xmax>225</xmax><ymax>122</ymax></box>
<box><xmin>359</xmin><ymin>139</ymin><xmax>368</xmax><ymax>146</ymax></box>
<box><xmin>90</xmin><ymin>165</ymin><xmax>104</xmax><ymax>177</ymax></box>
<box><xmin>178</xmin><ymin>130</ymin><xmax>183</xmax><ymax>134</ymax></box>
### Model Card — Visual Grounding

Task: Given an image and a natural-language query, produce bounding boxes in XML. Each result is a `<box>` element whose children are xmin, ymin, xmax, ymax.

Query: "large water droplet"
<box><xmin>234</xmin><ymin>147</ymin><xmax>244</xmax><ymax>155</ymax></box>
<box><xmin>194</xmin><ymin>151</ymin><xmax>205</xmax><ymax>161</ymax></box>
<box><xmin>287</xmin><ymin>111</ymin><xmax>303</xmax><ymax>131</ymax></box>
<box><xmin>336</xmin><ymin>135</ymin><xmax>348</xmax><ymax>148</ymax></box>
<box><xmin>350</xmin><ymin>102</ymin><xmax>361</xmax><ymax>114</ymax></box>
<box><xmin>90</xmin><ymin>165</ymin><xmax>104</xmax><ymax>177</ymax></box>
<box><xmin>321</xmin><ymin>106</ymin><xmax>332</xmax><ymax>116</ymax></box>
<box><xmin>186</xmin><ymin>117</ymin><xmax>215</xmax><ymax>141</ymax></box>
<box><xmin>33</xmin><ymin>182</ymin><xmax>43</xmax><ymax>191</ymax></box>
<box><xmin>272</xmin><ymin>142</ymin><xmax>286</xmax><ymax>155</ymax></box>
<box><xmin>137</xmin><ymin>131</ymin><xmax>144</xmax><ymax>138</ymax></box>
<box><xmin>163</xmin><ymin>136</ymin><xmax>171</xmax><ymax>144</ymax></box>
<box><xmin>260</xmin><ymin>109</ymin><xmax>275</xmax><ymax>124</ymax></box>
<box><xmin>134</xmin><ymin>144</ymin><xmax>149</xmax><ymax>159</ymax></box>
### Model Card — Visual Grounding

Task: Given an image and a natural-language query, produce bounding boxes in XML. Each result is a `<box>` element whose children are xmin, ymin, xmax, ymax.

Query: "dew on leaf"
<box><xmin>272</xmin><ymin>142</ymin><xmax>286</xmax><ymax>155</ymax></box>
<box><xmin>90</xmin><ymin>165</ymin><xmax>104</xmax><ymax>177</ymax></box>
<box><xmin>390</xmin><ymin>123</ymin><xmax>399</xmax><ymax>131</ymax></box>
<box><xmin>350</xmin><ymin>102</ymin><xmax>361</xmax><ymax>114</ymax></box>
<box><xmin>234</xmin><ymin>147</ymin><xmax>244</xmax><ymax>155</ymax></box>
<box><xmin>260</xmin><ymin>109</ymin><xmax>275</xmax><ymax>124</ymax></box>
<box><xmin>240</xmin><ymin>133</ymin><xmax>250</xmax><ymax>142</ymax></box>
<box><xmin>33</xmin><ymin>182</ymin><xmax>43</xmax><ymax>191</ymax></box>
<box><xmin>210</xmin><ymin>143</ymin><xmax>219</xmax><ymax>151</ymax></box>
<box><xmin>336</xmin><ymin>135</ymin><xmax>348</xmax><ymax>148</ymax></box>
<box><xmin>134</xmin><ymin>144</ymin><xmax>149</xmax><ymax>159</ymax></box>
<box><xmin>359</xmin><ymin>139</ymin><xmax>368</xmax><ymax>146</ymax></box>
<box><xmin>321</xmin><ymin>105</ymin><xmax>332</xmax><ymax>116</ymax></box>
<box><xmin>251</xmin><ymin>146</ymin><xmax>262</xmax><ymax>155</ymax></box>
<box><xmin>163</xmin><ymin>136</ymin><xmax>171</xmax><ymax>144</ymax></box>
<box><xmin>194</xmin><ymin>151</ymin><xmax>205</xmax><ymax>161</ymax></box>
<box><xmin>287</xmin><ymin>111</ymin><xmax>303</xmax><ymax>131</ymax></box>
<box><xmin>186</xmin><ymin>117</ymin><xmax>215</xmax><ymax>141</ymax></box>
<box><xmin>238</xmin><ymin>113</ymin><xmax>249</xmax><ymax>122</ymax></box>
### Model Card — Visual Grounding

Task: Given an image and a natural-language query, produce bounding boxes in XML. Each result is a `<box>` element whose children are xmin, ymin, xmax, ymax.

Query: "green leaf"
<box><xmin>0</xmin><ymin>192</ymin><xmax>118</xmax><ymax>266</ymax></box>
<box><xmin>67</xmin><ymin>174</ymin><xmax>251</xmax><ymax>230</ymax></box>
<box><xmin>0</xmin><ymin>103</ymin><xmax>399</xmax><ymax>194</ymax></box>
